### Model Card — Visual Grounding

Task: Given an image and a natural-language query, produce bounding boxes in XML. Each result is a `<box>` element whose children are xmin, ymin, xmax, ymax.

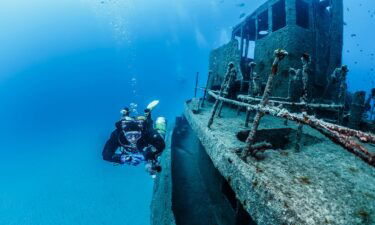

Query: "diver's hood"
<box><xmin>121</xmin><ymin>118</ymin><xmax>144</xmax><ymax>132</ymax></box>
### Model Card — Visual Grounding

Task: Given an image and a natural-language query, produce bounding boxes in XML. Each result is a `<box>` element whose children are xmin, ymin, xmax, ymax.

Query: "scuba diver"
<box><xmin>102</xmin><ymin>100</ymin><xmax>166</xmax><ymax>178</ymax></box>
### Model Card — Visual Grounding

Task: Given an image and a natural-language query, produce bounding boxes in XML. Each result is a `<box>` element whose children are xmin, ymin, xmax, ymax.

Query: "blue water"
<box><xmin>0</xmin><ymin>0</ymin><xmax>374</xmax><ymax>224</ymax></box>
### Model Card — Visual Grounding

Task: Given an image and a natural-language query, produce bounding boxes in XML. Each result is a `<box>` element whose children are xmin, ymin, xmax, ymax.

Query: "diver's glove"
<box><xmin>120</xmin><ymin>154</ymin><xmax>144</xmax><ymax>166</ymax></box>
<box><xmin>120</xmin><ymin>154</ymin><xmax>132</xmax><ymax>164</ymax></box>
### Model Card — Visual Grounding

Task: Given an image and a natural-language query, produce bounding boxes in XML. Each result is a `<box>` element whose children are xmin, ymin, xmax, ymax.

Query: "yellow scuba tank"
<box><xmin>155</xmin><ymin>117</ymin><xmax>167</xmax><ymax>138</ymax></box>
<box><xmin>143</xmin><ymin>100</ymin><xmax>167</xmax><ymax>137</ymax></box>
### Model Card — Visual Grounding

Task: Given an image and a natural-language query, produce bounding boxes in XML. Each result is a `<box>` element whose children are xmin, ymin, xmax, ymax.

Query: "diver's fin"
<box><xmin>147</xmin><ymin>100</ymin><xmax>159</xmax><ymax>111</ymax></box>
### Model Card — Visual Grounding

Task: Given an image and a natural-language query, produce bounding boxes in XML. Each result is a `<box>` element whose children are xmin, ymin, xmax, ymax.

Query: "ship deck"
<box><xmin>184</xmin><ymin>99</ymin><xmax>375</xmax><ymax>225</ymax></box>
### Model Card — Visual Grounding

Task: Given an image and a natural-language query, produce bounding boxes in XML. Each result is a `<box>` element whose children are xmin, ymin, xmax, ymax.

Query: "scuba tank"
<box><xmin>154</xmin><ymin>117</ymin><xmax>167</xmax><ymax>138</ymax></box>
<box><xmin>145</xmin><ymin>100</ymin><xmax>167</xmax><ymax>138</ymax></box>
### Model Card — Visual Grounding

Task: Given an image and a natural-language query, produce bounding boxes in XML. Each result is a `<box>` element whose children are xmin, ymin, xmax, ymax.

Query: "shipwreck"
<box><xmin>151</xmin><ymin>0</ymin><xmax>375</xmax><ymax>224</ymax></box>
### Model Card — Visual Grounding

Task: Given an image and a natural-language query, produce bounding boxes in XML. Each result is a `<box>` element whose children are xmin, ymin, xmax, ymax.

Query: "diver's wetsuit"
<box><xmin>102</xmin><ymin>120</ymin><xmax>165</xmax><ymax>164</ymax></box>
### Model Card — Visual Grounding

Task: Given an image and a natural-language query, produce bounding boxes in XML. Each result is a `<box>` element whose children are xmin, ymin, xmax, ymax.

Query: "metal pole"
<box><xmin>240</xmin><ymin>26</ymin><xmax>244</xmax><ymax>57</ymax></box>
<box><xmin>243</xmin><ymin>49</ymin><xmax>288</xmax><ymax>158</ymax></box>
<box><xmin>194</xmin><ymin>72</ymin><xmax>199</xmax><ymax>98</ymax></box>
<box><xmin>201</xmin><ymin>71</ymin><xmax>212</xmax><ymax>107</ymax></box>
<box><xmin>370</xmin><ymin>99</ymin><xmax>375</xmax><ymax>121</ymax></box>
<box><xmin>208</xmin><ymin>63</ymin><xmax>234</xmax><ymax>128</ymax></box>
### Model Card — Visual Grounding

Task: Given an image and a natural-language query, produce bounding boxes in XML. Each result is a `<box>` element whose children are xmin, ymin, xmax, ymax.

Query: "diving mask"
<box><xmin>124</xmin><ymin>131</ymin><xmax>142</xmax><ymax>145</ymax></box>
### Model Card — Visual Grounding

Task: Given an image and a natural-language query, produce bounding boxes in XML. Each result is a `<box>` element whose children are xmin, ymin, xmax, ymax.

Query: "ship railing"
<box><xmin>206</xmin><ymin>90</ymin><xmax>375</xmax><ymax>168</ymax></box>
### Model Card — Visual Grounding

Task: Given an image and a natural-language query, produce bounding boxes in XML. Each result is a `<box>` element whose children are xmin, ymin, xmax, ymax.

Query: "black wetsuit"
<box><xmin>102</xmin><ymin>120</ymin><xmax>165</xmax><ymax>164</ymax></box>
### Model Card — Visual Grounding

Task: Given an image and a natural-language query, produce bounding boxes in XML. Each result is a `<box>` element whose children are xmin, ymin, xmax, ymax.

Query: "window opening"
<box><xmin>272</xmin><ymin>0</ymin><xmax>286</xmax><ymax>32</ymax></box>
<box><xmin>296</xmin><ymin>0</ymin><xmax>310</xmax><ymax>29</ymax></box>
<box><xmin>246</xmin><ymin>41</ymin><xmax>255</xmax><ymax>59</ymax></box>
<box><xmin>257</xmin><ymin>10</ymin><xmax>269</xmax><ymax>39</ymax></box>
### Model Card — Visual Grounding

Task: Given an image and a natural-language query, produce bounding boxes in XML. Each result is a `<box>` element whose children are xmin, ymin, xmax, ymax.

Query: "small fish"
<box><xmin>258</xmin><ymin>30</ymin><xmax>268</xmax><ymax>35</ymax></box>
<box><xmin>351</xmin><ymin>34</ymin><xmax>356</xmax><ymax>37</ymax></box>
<box><xmin>239</xmin><ymin>13</ymin><xmax>246</xmax><ymax>19</ymax></box>
<box><xmin>344</xmin><ymin>22</ymin><xmax>347</xmax><ymax>26</ymax></box>
<box><xmin>236</xmin><ymin>3</ymin><xmax>245</xmax><ymax>7</ymax></box>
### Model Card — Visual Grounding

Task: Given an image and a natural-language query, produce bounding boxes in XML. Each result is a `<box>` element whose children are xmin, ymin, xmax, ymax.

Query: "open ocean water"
<box><xmin>0</xmin><ymin>0</ymin><xmax>374</xmax><ymax>224</ymax></box>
